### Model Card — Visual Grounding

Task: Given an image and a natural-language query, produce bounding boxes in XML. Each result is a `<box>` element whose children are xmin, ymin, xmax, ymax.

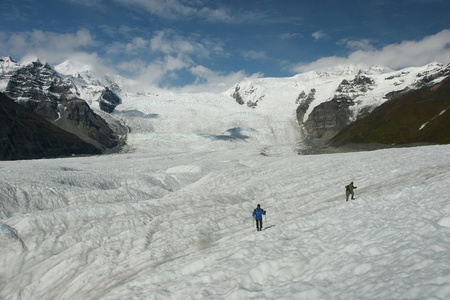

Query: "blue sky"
<box><xmin>1</xmin><ymin>0</ymin><xmax>450</xmax><ymax>92</ymax></box>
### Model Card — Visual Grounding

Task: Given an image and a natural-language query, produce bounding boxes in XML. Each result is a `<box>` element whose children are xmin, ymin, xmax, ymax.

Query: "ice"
<box><xmin>1</xmin><ymin>142</ymin><xmax>449</xmax><ymax>299</ymax></box>
<box><xmin>1</xmin><ymin>76</ymin><xmax>450</xmax><ymax>299</ymax></box>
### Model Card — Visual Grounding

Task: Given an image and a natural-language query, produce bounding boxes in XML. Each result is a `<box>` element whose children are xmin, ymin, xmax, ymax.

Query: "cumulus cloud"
<box><xmin>177</xmin><ymin>66</ymin><xmax>259</xmax><ymax>93</ymax></box>
<box><xmin>66</xmin><ymin>0</ymin><xmax>103</xmax><ymax>7</ymax></box>
<box><xmin>0</xmin><ymin>25</ymin><xmax>243</xmax><ymax>92</ymax></box>
<box><xmin>241</xmin><ymin>50</ymin><xmax>268</xmax><ymax>61</ymax></box>
<box><xmin>312</xmin><ymin>30</ymin><xmax>327</xmax><ymax>41</ymax></box>
<box><xmin>144</xmin><ymin>55</ymin><xmax>188</xmax><ymax>75</ymax></box>
<box><xmin>127</xmin><ymin>53</ymin><xmax>253</xmax><ymax>93</ymax></box>
<box><xmin>107</xmin><ymin>36</ymin><xmax>149</xmax><ymax>55</ymax></box>
<box><xmin>281</xmin><ymin>32</ymin><xmax>302</xmax><ymax>40</ymax></box>
<box><xmin>150</xmin><ymin>30</ymin><xmax>209</xmax><ymax>58</ymax></box>
<box><xmin>198</xmin><ymin>6</ymin><xmax>234</xmax><ymax>22</ymax></box>
<box><xmin>338</xmin><ymin>38</ymin><xmax>375</xmax><ymax>51</ymax></box>
<box><xmin>117</xmin><ymin>59</ymin><xmax>146</xmax><ymax>74</ymax></box>
<box><xmin>113</xmin><ymin>0</ymin><xmax>234</xmax><ymax>22</ymax></box>
<box><xmin>0</xmin><ymin>29</ymin><xmax>96</xmax><ymax>65</ymax></box>
<box><xmin>68</xmin><ymin>0</ymin><xmax>274</xmax><ymax>24</ymax></box>
<box><xmin>294</xmin><ymin>29</ymin><xmax>450</xmax><ymax>73</ymax></box>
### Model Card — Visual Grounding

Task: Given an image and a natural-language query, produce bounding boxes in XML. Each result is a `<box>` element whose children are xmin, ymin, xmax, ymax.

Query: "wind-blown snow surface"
<box><xmin>1</xmin><ymin>140</ymin><xmax>450</xmax><ymax>299</ymax></box>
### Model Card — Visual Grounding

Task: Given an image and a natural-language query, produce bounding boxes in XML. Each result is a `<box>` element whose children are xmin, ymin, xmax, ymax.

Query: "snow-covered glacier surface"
<box><xmin>1</xmin><ymin>141</ymin><xmax>449</xmax><ymax>299</ymax></box>
<box><xmin>1</xmin><ymin>58</ymin><xmax>450</xmax><ymax>299</ymax></box>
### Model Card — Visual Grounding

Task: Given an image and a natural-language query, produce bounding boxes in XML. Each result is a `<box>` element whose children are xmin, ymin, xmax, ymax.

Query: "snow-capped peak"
<box><xmin>19</xmin><ymin>56</ymin><xmax>45</xmax><ymax>67</ymax></box>
<box><xmin>0</xmin><ymin>56</ymin><xmax>18</xmax><ymax>64</ymax></box>
<box><xmin>0</xmin><ymin>57</ymin><xmax>22</xmax><ymax>91</ymax></box>
<box><xmin>0</xmin><ymin>56</ymin><xmax>21</xmax><ymax>73</ymax></box>
<box><xmin>55</xmin><ymin>60</ymin><xmax>94</xmax><ymax>75</ymax></box>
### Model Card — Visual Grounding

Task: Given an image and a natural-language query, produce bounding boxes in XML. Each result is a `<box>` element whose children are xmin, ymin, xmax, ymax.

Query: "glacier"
<box><xmin>0</xmin><ymin>58</ymin><xmax>450</xmax><ymax>299</ymax></box>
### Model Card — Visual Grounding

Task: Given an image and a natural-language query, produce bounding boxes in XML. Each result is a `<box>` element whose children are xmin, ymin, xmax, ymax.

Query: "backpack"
<box><xmin>345</xmin><ymin>185</ymin><xmax>349</xmax><ymax>191</ymax></box>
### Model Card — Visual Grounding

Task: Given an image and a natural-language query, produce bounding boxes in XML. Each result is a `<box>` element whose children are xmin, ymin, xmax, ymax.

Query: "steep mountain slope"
<box><xmin>2</xmin><ymin>56</ymin><xmax>449</xmax><ymax>158</ymax></box>
<box><xmin>0</xmin><ymin>58</ymin><xmax>126</xmax><ymax>153</ymax></box>
<box><xmin>228</xmin><ymin>63</ymin><xmax>450</xmax><ymax>142</ymax></box>
<box><xmin>328</xmin><ymin>76</ymin><xmax>450</xmax><ymax>147</ymax></box>
<box><xmin>0</xmin><ymin>93</ymin><xmax>101</xmax><ymax>160</ymax></box>
<box><xmin>54</xmin><ymin>60</ymin><xmax>125</xmax><ymax>112</ymax></box>
<box><xmin>0</xmin><ymin>57</ymin><xmax>21</xmax><ymax>90</ymax></box>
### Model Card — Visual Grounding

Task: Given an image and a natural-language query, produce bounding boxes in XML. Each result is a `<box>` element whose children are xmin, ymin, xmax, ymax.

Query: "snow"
<box><xmin>225</xmin><ymin>62</ymin><xmax>448</xmax><ymax>124</ymax></box>
<box><xmin>420</xmin><ymin>109</ymin><xmax>447</xmax><ymax>130</ymax></box>
<box><xmin>1</xmin><ymin>59</ymin><xmax>450</xmax><ymax>299</ymax></box>
<box><xmin>1</xmin><ymin>94</ymin><xmax>450</xmax><ymax>299</ymax></box>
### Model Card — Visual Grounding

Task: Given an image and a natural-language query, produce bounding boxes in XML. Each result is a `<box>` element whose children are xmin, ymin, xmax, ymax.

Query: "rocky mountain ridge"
<box><xmin>327</xmin><ymin>76</ymin><xmax>450</xmax><ymax>147</ymax></box>
<box><xmin>0</xmin><ymin>92</ymin><xmax>101</xmax><ymax>160</ymax></box>
<box><xmin>1</xmin><ymin>56</ymin><xmax>449</xmax><ymax>160</ymax></box>
<box><xmin>228</xmin><ymin>63</ymin><xmax>450</xmax><ymax>143</ymax></box>
<box><xmin>0</xmin><ymin>57</ymin><xmax>126</xmax><ymax>155</ymax></box>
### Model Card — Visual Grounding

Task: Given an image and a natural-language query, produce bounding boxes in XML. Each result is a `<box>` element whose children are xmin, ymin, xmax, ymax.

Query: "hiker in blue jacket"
<box><xmin>252</xmin><ymin>204</ymin><xmax>266</xmax><ymax>231</ymax></box>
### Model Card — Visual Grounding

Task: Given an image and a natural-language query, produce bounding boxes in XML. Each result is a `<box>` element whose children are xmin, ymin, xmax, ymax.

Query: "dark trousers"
<box><xmin>256</xmin><ymin>219</ymin><xmax>263</xmax><ymax>231</ymax></box>
<box><xmin>346</xmin><ymin>190</ymin><xmax>354</xmax><ymax>201</ymax></box>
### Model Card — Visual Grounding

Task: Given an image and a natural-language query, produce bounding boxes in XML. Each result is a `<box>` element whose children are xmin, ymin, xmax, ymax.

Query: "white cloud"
<box><xmin>113</xmin><ymin>0</ymin><xmax>234</xmax><ymax>22</ymax></box>
<box><xmin>1</xmin><ymin>29</ymin><xmax>96</xmax><ymax>64</ymax></box>
<box><xmin>0</xmin><ymin>26</ymin><xmax>240</xmax><ymax>92</ymax></box>
<box><xmin>106</xmin><ymin>37</ymin><xmax>150</xmax><ymax>56</ymax></box>
<box><xmin>198</xmin><ymin>6</ymin><xmax>234</xmax><ymax>22</ymax></box>
<box><xmin>128</xmin><ymin>58</ymin><xmax>252</xmax><ymax>93</ymax></box>
<box><xmin>176</xmin><ymin>65</ymin><xmax>258</xmax><ymax>93</ymax></box>
<box><xmin>338</xmin><ymin>38</ymin><xmax>375</xmax><ymax>51</ymax></box>
<box><xmin>130</xmin><ymin>54</ymin><xmax>191</xmax><ymax>90</ymax></box>
<box><xmin>294</xmin><ymin>29</ymin><xmax>450</xmax><ymax>73</ymax></box>
<box><xmin>281</xmin><ymin>32</ymin><xmax>302</xmax><ymax>40</ymax></box>
<box><xmin>126</xmin><ymin>37</ymin><xmax>148</xmax><ymax>53</ymax></box>
<box><xmin>312</xmin><ymin>30</ymin><xmax>327</xmax><ymax>41</ymax></box>
<box><xmin>150</xmin><ymin>30</ymin><xmax>208</xmax><ymax>58</ymax></box>
<box><xmin>117</xmin><ymin>59</ymin><xmax>146</xmax><ymax>74</ymax></box>
<box><xmin>241</xmin><ymin>50</ymin><xmax>268</xmax><ymax>61</ymax></box>
<box><xmin>66</xmin><ymin>0</ymin><xmax>103</xmax><ymax>7</ymax></box>
<box><xmin>0</xmin><ymin>28</ymin><xmax>118</xmax><ymax>76</ymax></box>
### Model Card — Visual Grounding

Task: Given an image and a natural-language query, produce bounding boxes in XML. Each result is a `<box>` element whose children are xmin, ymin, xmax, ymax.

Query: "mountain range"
<box><xmin>328</xmin><ymin>76</ymin><xmax>450</xmax><ymax>148</ymax></box>
<box><xmin>1</xmin><ymin>56</ymin><xmax>449</xmax><ymax>160</ymax></box>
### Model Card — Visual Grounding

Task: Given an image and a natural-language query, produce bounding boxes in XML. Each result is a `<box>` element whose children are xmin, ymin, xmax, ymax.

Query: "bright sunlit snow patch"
<box><xmin>419</xmin><ymin>109</ymin><xmax>447</xmax><ymax>130</ymax></box>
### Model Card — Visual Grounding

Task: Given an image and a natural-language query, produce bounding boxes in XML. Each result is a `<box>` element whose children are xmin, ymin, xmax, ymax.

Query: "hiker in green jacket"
<box><xmin>346</xmin><ymin>181</ymin><xmax>357</xmax><ymax>201</ymax></box>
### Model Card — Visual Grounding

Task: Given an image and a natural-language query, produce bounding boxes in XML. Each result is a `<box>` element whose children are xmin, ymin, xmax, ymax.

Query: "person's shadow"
<box><xmin>263</xmin><ymin>225</ymin><xmax>276</xmax><ymax>230</ymax></box>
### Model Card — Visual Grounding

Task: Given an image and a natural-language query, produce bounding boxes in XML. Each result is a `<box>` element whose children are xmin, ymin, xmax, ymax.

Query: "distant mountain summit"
<box><xmin>328</xmin><ymin>76</ymin><xmax>450</xmax><ymax>147</ymax></box>
<box><xmin>1</xmin><ymin>55</ymin><xmax>449</xmax><ymax>160</ymax></box>
<box><xmin>228</xmin><ymin>62</ymin><xmax>450</xmax><ymax>144</ymax></box>
<box><xmin>54</xmin><ymin>60</ymin><xmax>125</xmax><ymax>112</ymax></box>
<box><xmin>0</xmin><ymin>57</ymin><xmax>127</xmax><ymax>159</ymax></box>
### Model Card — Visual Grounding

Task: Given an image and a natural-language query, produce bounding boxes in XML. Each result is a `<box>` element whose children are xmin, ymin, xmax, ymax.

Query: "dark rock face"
<box><xmin>336</xmin><ymin>72</ymin><xmax>374</xmax><ymax>94</ymax></box>
<box><xmin>6</xmin><ymin>60</ymin><xmax>71</xmax><ymax>102</ymax></box>
<box><xmin>231</xmin><ymin>84</ymin><xmax>264</xmax><ymax>108</ymax></box>
<box><xmin>231</xmin><ymin>85</ymin><xmax>245</xmax><ymax>105</ymax></box>
<box><xmin>55</xmin><ymin>97</ymin><xmax>120</xmax><ymax>150</ymax></box>
<box><xmin>4</xmin><ymin>60</ymin><xmax>123</xmax><ymax>152</ymax></box>
<box><xmin>303</xmin><ymin>96</ymin><xmax>354</xmax><ymax>140</ymax></box>
<box><xmin>99</xmin><ymin>87</ymin><xmax>121</xmax><ymax>113</ymax></box>
<box><xmin>414</xmin><ymin>65</ymin><xmax>450</xmax><ymax>87</ymax></box>
<box><xmin>0</xmin><ymin>93</ymin><xmax>101</xmax><ymax>160</ymax></box>
<box><xmin>295</xmin><ymin>89</ymin><xmax>316</xmax><ymax>125</ymax></box>
<box><xmin>296</xmin><ymin>72</ymin><xmax>376</xmax><ymax>140</ymax></box>
<box><xmin>298</xmin><ymin>72</ymin><xmax>376</xmax><ymax>140</ymax></box>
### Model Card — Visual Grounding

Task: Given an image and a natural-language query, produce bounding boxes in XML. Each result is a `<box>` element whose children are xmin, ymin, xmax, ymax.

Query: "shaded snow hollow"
<box><xmin>0</xmin><ymin>143</ymin><xmax>449</xmax><ymax>299</ymax></box>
